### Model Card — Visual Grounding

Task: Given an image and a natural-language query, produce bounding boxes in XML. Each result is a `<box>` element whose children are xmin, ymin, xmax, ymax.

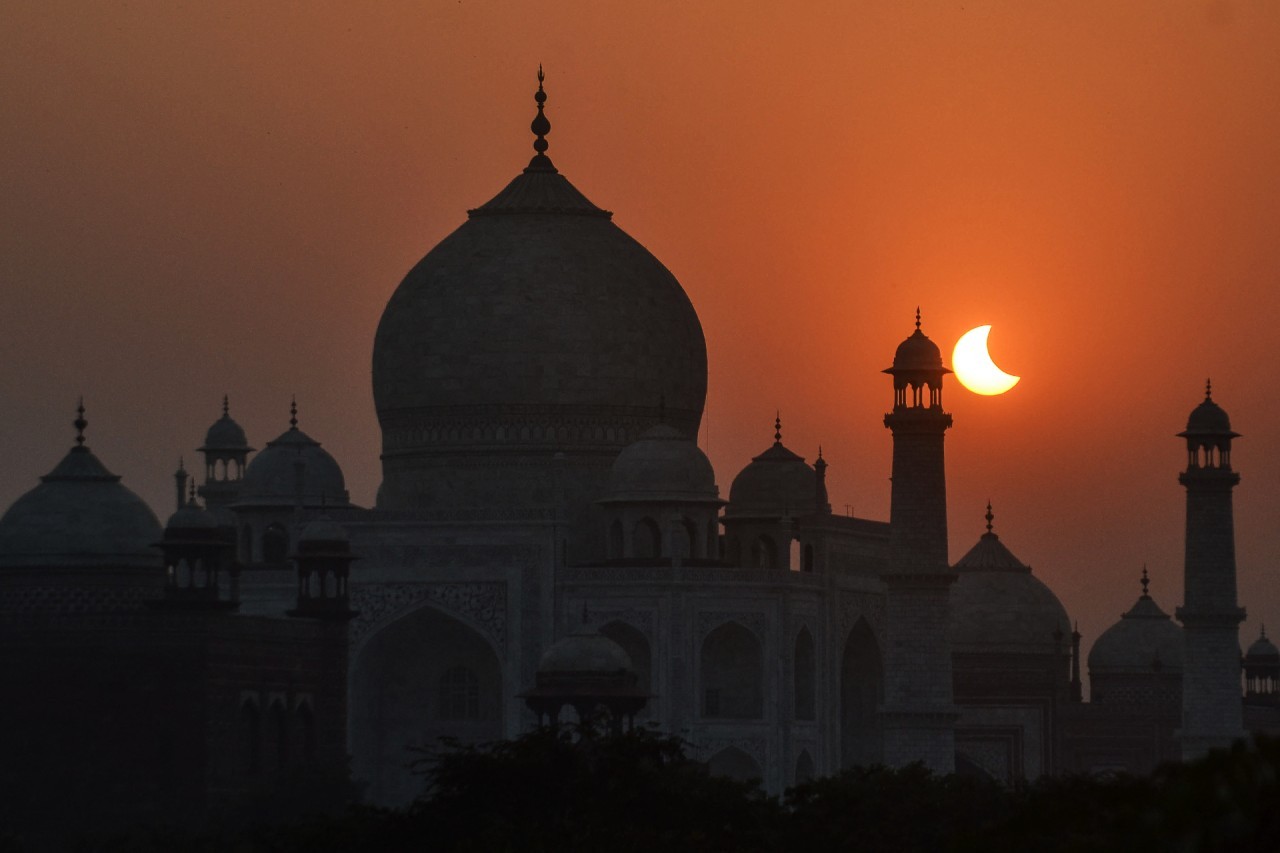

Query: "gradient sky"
<box><xmin>4</xmin><ymin>0</ymin><xmax>1279</xmax><ymax>662</ymax></box>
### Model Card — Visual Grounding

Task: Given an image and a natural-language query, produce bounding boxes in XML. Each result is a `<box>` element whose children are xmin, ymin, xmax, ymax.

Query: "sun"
<box><xmin>953</xmin><ymin>325</ymin><xmax>1020</xmax><ymax>395</ymax></box>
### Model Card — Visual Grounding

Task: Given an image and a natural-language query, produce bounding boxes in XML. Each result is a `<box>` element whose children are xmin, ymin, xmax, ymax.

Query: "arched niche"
<box><xmin>350</xmin><ymin>604</ymin><xmax>503</xmax><ymax>807</ymax></box>
<box><xmin>633</xmin><ymin>517</ymin><xmax>661</xmax><ymax>559</ymax></box>
<box><xmin>841</xmin><ymin>617</ymin><xmax>883</xmax><ymax>769</ymax></box>
<box><xmin>598</xmin><ymin>620</ymin><xmax>652</xmax><ymax>717</ymax></box>
<box><xmin>708</xmin><ymin>746</ymin><xmax>762</xmax><ymax>783</ymax></box>
<box><xmin>795</xmin><ymin>749</ymin><xmax>815</xmax><ymax>784</ymax></box>
<box><xmin>794</xmin><ymin>627</ymin><xmax>816</xmax><ymax>721</ymax></box>
<box><xmin>701</xmin><ymin>622</ymin><xmax>763</xmax><ymax>719</ymax></box>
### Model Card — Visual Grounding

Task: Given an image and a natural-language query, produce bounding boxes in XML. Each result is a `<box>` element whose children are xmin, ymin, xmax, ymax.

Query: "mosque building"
<box><xmin>2</xmin><ymin>73</ymin><xmax>1276</xmax><ymax>832</ymax></box>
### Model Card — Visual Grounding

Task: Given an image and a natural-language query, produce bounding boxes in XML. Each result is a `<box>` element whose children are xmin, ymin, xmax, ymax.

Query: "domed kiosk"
<box><xmin>371</xmin><ymin>71</ymin><xmax>707</xmax><ymax>549</ymax></box>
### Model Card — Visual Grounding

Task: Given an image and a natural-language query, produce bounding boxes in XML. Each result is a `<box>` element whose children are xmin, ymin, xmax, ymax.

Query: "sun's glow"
<box><xmin>952</xmin><ymin>325</ymin><xmax>1020</xmax><ymax>395</ymax></box>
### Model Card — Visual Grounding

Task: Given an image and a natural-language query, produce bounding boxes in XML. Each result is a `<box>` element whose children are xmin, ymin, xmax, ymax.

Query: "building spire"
<box><xmin>528</xmin><ymin>64</ymin><xmax>553</xmax><ymax>169</ymax></box>
<box><xmin>73</xmin><ymin>398</ymin><xmax>87</xmax><ymax>448</ymax></box>
<box><xmin>289</xmin><ymin>396</ymin><xmax>298</xmax><ymax>430</ymax></box>
<box><xmin>915</xmin><ymin>306</ymin><xmax>922</xmax><ymax>331</ymax></box>
<box><xmin>222</xmin><ymin>394</ymin><xmax>230</xmax><ymax>417</ymax></box>
<box><xmin>984</xmin><ymin>501</ymin><xmax>994</xmax><ymax>535</ymax></box>
<box><xmin>1205</xmin><ymin>378</ymin><xmax>1212</xmax><ymax>400</ymax></box>
<box><xmin>774</xmin><ymin>411</ymin><xmax>782</xmax><ymax>445</ymax></box>
<box><xmin>1140</xmin><ymin>564</ymin><xmax>1150</xmax><ymax>598</ymax></box>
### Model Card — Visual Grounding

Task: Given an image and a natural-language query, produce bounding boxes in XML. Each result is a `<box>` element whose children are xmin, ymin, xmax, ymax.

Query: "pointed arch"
<box><xmin>708</xmin><ymin>746</ymin><xmax>762</xmax><ymax>783</ymax></box>
<box><xmin>794</xmin><ymin>627</ymin><xmax>816</xmax><ymax>721</ymax></box>
<box><xmin>795</xmin><ymin>749</ymin><xmax>815</xmax><ymax>784</ymax></box>
<box><xmin>841</xmin><ymin>617</ymin><xmax>884</xmax><ymax>769</ymax></box>
<box><xmin>599</xmin><ymin>621</ymin><xmax>652</xmax><ymax>714</ymax></box>
<box><xmin>633</xmin><ymin>517</ymin><xmax>661</xmax><ymax>559</ymax></box>
<box><xmin>701</xmin><ymin>622</ymin><xmax>763</xmax><ymax>719</ymax></box>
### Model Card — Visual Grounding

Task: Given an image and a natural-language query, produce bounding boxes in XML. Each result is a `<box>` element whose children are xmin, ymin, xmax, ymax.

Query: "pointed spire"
<box><xmin>1205</xmin><ymin>378</ymin><xmax>1212</xmax><ymax>400</ymax></box>
<box><xmin>222</xmin><ymin>394</ymin><xmax>230</xmax><ymax>417</ymax></box>
<box><xmin>188</xmin><ymin>480</ymin><xmax>198</xmax><ymax>507</ymax></box>
<box><xmin>1140</xmin><ymin>564</ymin><xmax>1150</xmax><ymax>598</ymax></box>
<box><xmin>176</xmin><ymin>456</ymin><xmax>186</xmax><ymax>474</ymax></box>
<box><xmin>528</xmin><ymin>64</ymin><xmax>552</xmax><ymax>168</ymax></box>
<box><xmin>774</xmin><ymin>412</ymin><xmax>782</xmax><ymax>445</ymax></box>
<box><xmin>1261</xmin><ymin>623</ymin><xmax>1267</xmax><ymax>641</ymax></box>
<box><xmin>915</xmin><ymin>306</ymin><xmax>922</xmax><ymax>331</ymax></box>
<box><xmin>73</xmin><ymin>398</ymin><xmax>87</xmax><ymax>448</ymax></box>
<box><xmin>984</xmin><ymin>501</ymin><xmax>994</xmax><ymax>535</ymax></box>
<box><xmin>289</xmin><ymin>396</ymin><xmax>298</xmax><ymax>430</ymax></box>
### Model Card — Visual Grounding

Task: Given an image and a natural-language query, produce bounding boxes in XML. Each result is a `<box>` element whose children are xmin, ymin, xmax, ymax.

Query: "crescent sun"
<box><xmin>952</xmin><ymin>325</ymin><xmax>1020</xmax><ymax>395</ymax></box>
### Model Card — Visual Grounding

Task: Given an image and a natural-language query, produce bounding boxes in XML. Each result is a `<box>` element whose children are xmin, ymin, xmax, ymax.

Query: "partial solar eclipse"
<box><xmin>953</xmin><ymin>325</ymin><xmax>1020</xmax><ymax>395</ymax></box>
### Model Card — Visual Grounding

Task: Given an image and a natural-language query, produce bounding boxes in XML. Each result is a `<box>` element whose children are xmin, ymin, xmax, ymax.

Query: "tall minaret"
<box><xmin>1175</xmin><ymin>380</ymin><xmax>1246</xmax><ymax>759</ymax></box>
<box><xmin>879</xmin><ymin>309</ymin><xmax>958</xmax><ymax>773</ymax></box>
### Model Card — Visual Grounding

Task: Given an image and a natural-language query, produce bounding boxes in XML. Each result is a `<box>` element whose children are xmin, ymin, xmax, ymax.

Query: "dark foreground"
<box><xmin>13</xmin><ymin>730</ymin><xmax>1280</xmax><ymax>852</ymax></box>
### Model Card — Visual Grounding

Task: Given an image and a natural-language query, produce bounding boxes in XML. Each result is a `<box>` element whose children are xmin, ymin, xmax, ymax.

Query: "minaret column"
<box><xmin>878</xmin><ymin>310</ymin><xmax>958</xmax><ymax>774</ymax></box>
<box><xmin>1175</xmin><ymin>381</ymin><xmax>1245</xmax><ymax>760</ymax></box>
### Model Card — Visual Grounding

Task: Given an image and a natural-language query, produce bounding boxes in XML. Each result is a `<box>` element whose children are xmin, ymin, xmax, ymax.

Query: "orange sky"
<box><xmin>3</xmin><ymin>0</ymin><xmax>1279</xmax><ymax>660</ymax></box>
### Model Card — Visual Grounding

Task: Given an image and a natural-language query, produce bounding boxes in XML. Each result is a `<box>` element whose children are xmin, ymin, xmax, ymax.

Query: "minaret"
<box><xmin>197</xmin><ymin>395</ymin><xmax>254</xmax><ymax>510</ymax></box>
<box><xmin>1175</xmin><ymin>380</ymin><xmax>1245</xmax><ymax>759</ymax></box>
<box><xmin>879</xmin><ymin>309</ymin><xmax>958</xmax><ymax>772</ymax></box>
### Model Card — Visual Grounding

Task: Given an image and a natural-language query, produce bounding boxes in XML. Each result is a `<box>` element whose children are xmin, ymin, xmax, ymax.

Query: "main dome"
<box><xmin>372</xmin><ymin>76</ymin><xmax>707</xmax><ymax>513</ymax></box>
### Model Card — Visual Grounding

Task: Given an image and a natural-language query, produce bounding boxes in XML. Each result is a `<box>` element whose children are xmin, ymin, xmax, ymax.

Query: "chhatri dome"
<box><xmin>372</xmin><ymin>69</ymin><xmax>707</xmax><ymax>513</ymax></box>
<box><xmin>1089</xmin><ymin>568</ymin><xmax>1184</xmax><ymax>676</ymax></box>
<box><xmin>725</xmin><ymin>416</ymin><xmax>818</xmax><ymax>520</ymax></box>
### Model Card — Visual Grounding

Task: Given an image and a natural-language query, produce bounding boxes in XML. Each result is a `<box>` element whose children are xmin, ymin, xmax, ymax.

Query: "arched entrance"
<box><xmin>350</xmin><ymin>604</ymin><xmax>503</xmax><ymax>806</ymax></box>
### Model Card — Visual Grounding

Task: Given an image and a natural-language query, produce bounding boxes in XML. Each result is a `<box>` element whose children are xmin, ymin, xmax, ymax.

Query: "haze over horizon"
<box><xmin>4</xmin><ymin>0</ymin><xmax>1279</xmax><ymax>661</ymax></box>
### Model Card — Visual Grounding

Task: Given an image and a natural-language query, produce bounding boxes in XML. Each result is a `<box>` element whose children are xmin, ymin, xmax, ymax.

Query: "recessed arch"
<box><xmin>350</xmin><ymin>603</ymin><xmax>503</xmax><ymax>806</ymax></box>
<box><xmin>794</xmin><ymin>627</ymin><xmax>816</xmax><ymax>721</ymax></box>
<box><xmin>795</xmin><ymin>749</ymin><xmax>815</xmax><ymax>784</ymax></box>
<box><xmin>599</xmin><ymin>620</ymin><xmax>652</xmax><ymax>716</ymax></box>
<box><xmin>633</xmin><ymin>517</ymin><xmax>661</xmax><ymax>559</ymax></box>
<box><xmin>701</xmin><ymin>622</ymin><xmax>763</xmax><ymax>719</ymax></box>
<box><xmin>708</xmin><ymin>746</ymin><xmax>762</xmax><ymax>783</ymax></box>
<box><xmin>841</xmin><ymin>617</ymin><xmax>883</xmax><ymax>769</ymax></box>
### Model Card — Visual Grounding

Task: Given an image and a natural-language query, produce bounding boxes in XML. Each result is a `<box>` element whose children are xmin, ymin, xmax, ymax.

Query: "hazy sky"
<box><xmin>4</xmin><ymin>0</ymin><xmax>1279</xmax><ymax>657</ymax></box>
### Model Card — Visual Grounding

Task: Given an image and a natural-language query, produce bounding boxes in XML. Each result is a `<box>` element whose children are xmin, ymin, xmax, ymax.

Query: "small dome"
<box><xmin>1181</xmin><ymin>384</ymin><xmax>1236</xmax><ymax>437</ymax></box>
<box><xmin>1246</xmin><ymin>629</ymin><xmax>1279</xmax><ymax>663</ymax></box>
<box><xmin>0</xmin><ymin>446</ymin><xmax>162</xmax><ymax>570</ymax></box>
<box><xmin>725</xmin><ymin>421</ymin><xmax>816</xmax><ymax>520</ymax></box>
<box><xmin>537</xmin><ymin>627</ymin><xmax>635</xmax><ymax>677</ymax></box>
<box><xmin>1089</xmin><ymin>590</ymin><xmax>1184</xmax><ymax>675</ymax></box>
<box><xmin>199</xmin><ymin>396</ymin><xmax>253</xmax><ymax>452</ymax></box>
<box><xmin>165</xmin><ymin>503</ymin><xmax>219</xmax><ymax>532</ymax></box>
<box><xmin>891</xmin><ymin>328</ymin><xmax>944</xmax><ymax>372</ymax></box>
<box><xmin>602</xmin><ymin>424</ymin><xmax>719</xmax><ymax>504</ymax></box>
<box><xmin>951</xmin><ymin>513</ymin><xmax>1070</xmax><ymax>653</ymax></box>
<box><xmin>238</xmin><ymin>418</ymin><xmax>349</xmax><ymax>508</ymax></box>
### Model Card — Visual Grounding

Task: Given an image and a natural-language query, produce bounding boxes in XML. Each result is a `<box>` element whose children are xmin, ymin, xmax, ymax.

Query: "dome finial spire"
<box><xmin>289</xmin><ymin>396</ymin><xmax>298</xmax><ymax>430</ymax></box>
<box><xmin>1205</xmin><ymin>378</ymin><xmax>1212</xmax><ymax>400</ymax></box>
<box><xmin>222</xmin><ymin>394</ymin><xmax>230</xmax><ymax>417</ymax></box>
<box><xmin>774</xmin><ymin>411</ymin><xmax>782</xmax><ymax>445</ymax></box>
<box><xmin>528</xmin><ymin>64</ymin><xmax>552</xmax><ymax>167</ymax></box>
<box><xmin>1141</xmin><ymin>564</ymin><xmax>1150</xmax><ymax>598</ymax></box>
<box><xmin>73</xmin><ymin>397</ymin><xmax>87</xmax><ymax>448</ymax></box>
<box><xmin>985</xmin><ymin>501</ymin><xmax>994</xmax><ymax>534</ymax></box>
<box><xmin>915</xmin><ymin>306</ymin><xmax>922</xmax><ymax>331</ymax></box>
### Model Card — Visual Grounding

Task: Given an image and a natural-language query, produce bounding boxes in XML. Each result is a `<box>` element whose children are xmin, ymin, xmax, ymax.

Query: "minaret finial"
<box><xmin>1141</xmin><ymin>564</ymin><xmax>1150</xmax><ymax>598</ymax></box>
<box><xmin>1262</xmin><ymin>624</ymin><xmax>1268</xmax><ymax>641</ymax></box>
<box><xmin>222</xmin><ymin>394</ymin><xmax>230</xmax><ymax>417</ymax></box>
<box><xmin>74</xmin><ymin>397</ymin><xmax>87</xmax><ymax>447</ymax></box>
<box><xmin>1205</xmin><ymin>378</ymin><xmax>1212</xmax><ymax>400</ymax></box>
<box><xmin>188</xmin><ymin>480</ymin><xmax>198</xmax><ymax>506</ymax></box>
<box><xmin>774</xmin><ymin>411</ymin><xmax>782</xmax><ymax>445</ymax></box>
<box><xmin>817</xmin><ymin>444</ymin><xmax>824</xmax><ymax>460</ymax></box>
<box><xmin>984</xmin><ymin>501</ymin><xmax>994</xmax><ymax>534</ymax></box>
<box><xmin>289</xmin><ymin>396</ymin><xmax>298</xmax><ymax>430</ymax></box>
<box><xmin>530</xmin><ymin>65</ymin><xmax>551</xmax><ymax>162</ymax></box>
<box><xmin>915</xmin><ymin>307</ymin><xmax>922</xmax><ymax>331</ymax></box>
